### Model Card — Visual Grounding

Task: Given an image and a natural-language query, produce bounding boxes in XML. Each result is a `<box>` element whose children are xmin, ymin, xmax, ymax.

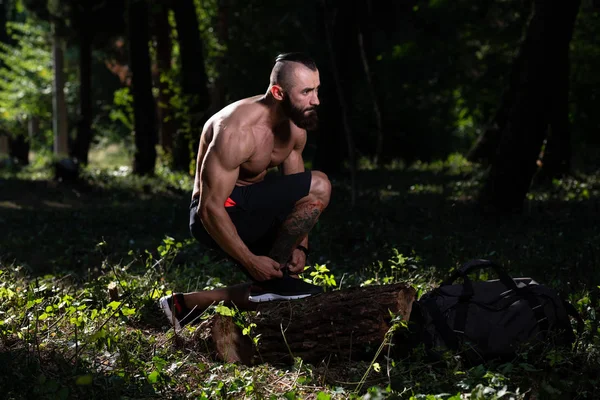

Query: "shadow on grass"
<box><xmin>0</xmin><ymin>345</ymin><xmax>162</xmax><ymax>400</ymax></box>
<box><xmin>316</xmin><ymin>168</ymin><xmax>600</xmax><ymax>292</ymax></box>
<box><xmin>0</xmin><ymin>177</ymin><xmax>192</xmax><ymax>276</ymax></box>
<box><xmin>1</xmin><ymin>167</ymin><xmax>600</xmax><ymax>292</ymax></box>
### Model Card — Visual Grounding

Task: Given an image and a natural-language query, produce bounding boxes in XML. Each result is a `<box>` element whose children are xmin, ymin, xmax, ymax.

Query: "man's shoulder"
<box><xmin>210</xmin><ymin>97</ymin><xmax>263</xmax><ymax>131</ymax></box>
<box><xmin>208</xmin><ymin>112</ymin><xmax>260</xmax><ymax>155</ymax></box>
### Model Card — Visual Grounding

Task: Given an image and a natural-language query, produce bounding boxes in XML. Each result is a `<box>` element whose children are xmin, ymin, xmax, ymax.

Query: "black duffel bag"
<box><xmin>409</xmin><ymin>259</ymin><xmax>582</xmax><ymax>364</ymax></box>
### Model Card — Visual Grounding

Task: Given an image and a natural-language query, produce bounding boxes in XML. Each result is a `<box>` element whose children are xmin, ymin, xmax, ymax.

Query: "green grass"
<box><xmin>88</xmin><ymin>143</ymin><xmax>133</xmax><ymax>170</ymax></box>
<box><xmin>0</xmin><ymin>153</ymin><xmax>599</xmax><ymax>399</ymax></box>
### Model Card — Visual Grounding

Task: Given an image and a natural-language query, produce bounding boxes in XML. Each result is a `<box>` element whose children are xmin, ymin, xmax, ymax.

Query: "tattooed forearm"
<box><xmin>269</xmin><ymin>201</ymin><xmax>324</xmax><ymax>264</ymax></box>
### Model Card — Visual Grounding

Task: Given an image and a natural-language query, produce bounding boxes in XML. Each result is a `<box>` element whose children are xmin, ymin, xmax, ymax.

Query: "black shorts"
<box><xmin>189</xmin><ymin>170</ymin><xmax>312</xmax><ymax>257</ymax></box>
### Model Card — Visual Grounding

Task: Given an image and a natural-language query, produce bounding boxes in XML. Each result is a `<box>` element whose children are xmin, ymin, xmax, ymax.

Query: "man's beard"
<box><xmin>282</xmin><ymin>95</ymin><xmax>319</xmax><ymax>131</ymax></box>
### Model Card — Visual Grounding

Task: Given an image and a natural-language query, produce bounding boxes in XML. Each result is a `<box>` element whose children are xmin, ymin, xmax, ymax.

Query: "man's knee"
<box><xmin>310</xmin><ymin>171</ymin><xmax>331</xmax><ymax>208</ymax></box>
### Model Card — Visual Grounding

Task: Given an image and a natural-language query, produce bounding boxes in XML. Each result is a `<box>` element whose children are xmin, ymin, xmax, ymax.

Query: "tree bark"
<box><xmin>73</xmin><ymin>5</ymin><xmax>93</xmax><ymax>165</ymax></box>
<box><xmin>195</xmin><ymin>283</ymin><xmax>416</xmax><ymax>366</ymax></box>
<box><xmin>128</xmin><ymin>0</ymin><xmax>158</xmax><ymax>176</ymax></box>
<box><xmin>28</xmin><ymin>116</ymin><xmax>39</xmax><ymax>143</ymax></box>
<box><xmin>0</xmin><ymin>134</ymin><xmax>9</xmax><ymax>162</ymax></box>
<box><xmin>9</xmin><ymin>134</ymin><xmax>29</xmax><ymax>165</ymax></box>
<box><xmin>478</xmin><ymin>0</ymin><xmax>581</xmax><ymax>213</ymax></box>
<box><xmin>312</xmin><ymin>2</ymin><xmax>348</xmax><ymax>176</ymax></box>
<box><xmin>172</xmin><ymin>0</ymin><xmax>210</xmax><ymax>173</ymax></box>
<box><xmin>466</xmin><ymin>5</ymin><xmax>531</xmax><ymax>166</ymax></box>
<box><xmin>537</xmin><ymin>1</ymin><xmax>581</xmax><ymax>179</ymax></box>
<box><xmin>357</xmin><ymin>0</ymin><xmax>384</xmax><ymax>167</ymax></box>
<box><xmin>321</xmin><ymin>1</ymin><xmax>357</xmax><ymax>207</ymax></box>
<box><xmin>467</xmin><ymin>48</ymin><xmax>527</xmax><ymax>164</ymax></box>
<box><xmin>0</xmin><ymin>1</ymin><xmax>12</xmax><ymax>165</ymax></box>
<box><xmin>152</xmin><ymin>2</ymin><xmax>177</xmax><ymax>156</ymax></box>
<box><xmin>52</xmin><ymin>22</ymin><xmax>69</xmax><ymax>159</ymax></box>
<box><xmin>209</xmin><ymin>0</ymin><xmax>229</xmax><ymax>114</ymax></box>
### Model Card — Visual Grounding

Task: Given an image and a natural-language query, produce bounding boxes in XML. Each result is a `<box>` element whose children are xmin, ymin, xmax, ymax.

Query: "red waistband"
<box><xmin>224</xmin><ymin>197</ymin><xmax>236</xmax><ymax>207</ymax></box>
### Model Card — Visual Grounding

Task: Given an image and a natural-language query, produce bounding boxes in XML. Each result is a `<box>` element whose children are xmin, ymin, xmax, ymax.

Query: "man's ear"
<box><xmin>270</xmin><ymin>85</ymin><xmax>285</xmax><ymax>101</ymax></box>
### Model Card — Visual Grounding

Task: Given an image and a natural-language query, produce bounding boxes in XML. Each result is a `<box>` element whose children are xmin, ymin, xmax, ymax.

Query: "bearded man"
<box><xmin>160</xmin><ymin>53</ymin><xmax>332</xmax><ymax>329</ymax></box>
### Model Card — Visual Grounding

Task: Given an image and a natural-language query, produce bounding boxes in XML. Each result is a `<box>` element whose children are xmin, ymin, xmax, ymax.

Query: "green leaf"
<box><xmin>316</xmin><ymin>392</ymin><xmax>331</xmax><ymax>400</ymax></box>
<box><xmin>75</xmin><ymin>375</ymin><xmax>93</xmax><ymax>385</ymax></box>
<box><xmin>284</xmin><ymin>391</ymin><xmax>298</xmax><ymax>400</ymax></box>
<box><xmin>38</xmin><ymin>312</ymin><xmax>49</xmax><ymax>321</ymax></box>
<box><xmin>121</xmin><ymin>307</ymin><xmax>136</xmax><ymax>316</ymax></box>
<box><xmin>90</xmin><ymin>329</ymin><xmax>107</xmax><ymax>341</ymax></box>
<box><xmin>57</xmin><ymin>387</ymin><xmax>70</xmax><ymax>400</ymax></box>
<box><xmin>497</xmin><ymin>386</ymin><xmax>508</xmax><ymax>397</ymax></box>
<box><xmin>148</xmin><ymin>370</ymin><xmax>160</xmax><ymax>384</ymax></box>
<box><xmin>373</xmin><ymin>362</ymin><xmax>381</xmax><ymax>372</ymax></box>
<box><xmin>107</xmin><ymin>301</ymin><xmax>121</xmax><ymax>310</ymax></box>
<box><xmin>215</xmin><ymin>304</ymin><xmax>235</xmax><ymax>317</ymax></box>
<box><xmin>519</xmin><ymin>363</ymin><xmax>540</xmax><ymax>372</ymax></box>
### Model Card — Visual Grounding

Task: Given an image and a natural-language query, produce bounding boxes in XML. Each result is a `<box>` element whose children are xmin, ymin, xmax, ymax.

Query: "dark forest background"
<box><xmin>1</xmin><ymin>0</ymin><xmax>599</xmax><ymax>212</ymax></box>
<box><xmin>1</xmin><ymin>0</ymin><xmax>600</xmax><ymax>399</ymax></box>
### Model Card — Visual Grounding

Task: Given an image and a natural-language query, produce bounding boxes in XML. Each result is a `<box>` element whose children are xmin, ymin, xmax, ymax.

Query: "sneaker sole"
<box><xmin>248</xmin><ymin>293</ymin><xmax>313</xmax><ymax>303</ymax></box>
<box><xmin>159</xmin><ymin>296</ymin><xmax>181</xmax><ymax>330</ymax></box>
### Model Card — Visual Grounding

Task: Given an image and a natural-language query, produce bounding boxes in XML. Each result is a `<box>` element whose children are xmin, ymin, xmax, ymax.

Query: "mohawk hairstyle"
<box><xmin>270</xmin><ymin>52</ymin><xmax>317</xmax><ymax>89</ymax></box>
<box><xmin>274</xmin><ymin>52</ymin><xmax>317</xmax><ymax>70</ymax></box>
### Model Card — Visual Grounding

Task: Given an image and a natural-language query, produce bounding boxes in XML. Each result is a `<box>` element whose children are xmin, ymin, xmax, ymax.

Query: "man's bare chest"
<box><xmin>245</xmin><ymin>139</ymin><xmax>294</xmax><ymax>171</ymax></box>
<box><xmin>241</xmin><ymin>134</ymin><xmax>294</xmax><ymax>177</ymax></box>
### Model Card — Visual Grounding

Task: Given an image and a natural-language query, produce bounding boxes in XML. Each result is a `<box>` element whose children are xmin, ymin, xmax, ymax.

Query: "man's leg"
<box><xmin>182</xmin><ymin>283</ymin><xmax>257</xmax><ymax>313</ymax></box>
<box><xmin>268</xmin><ymin>171</ymin><xmax>332</xmax><ymax>267</ymax></box>
<box><xmin>161</xmin><ymin>276</ymin><xmax>258</xmax><ymax>329</ymax></box>
<box><xmin>161</xmin><ymin>171</ymin><xmax>331</xmax><ymax>328</ymax></box>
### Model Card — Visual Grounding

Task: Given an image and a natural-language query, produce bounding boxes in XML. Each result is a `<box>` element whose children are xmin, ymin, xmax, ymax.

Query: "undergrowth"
<box><xmin>1</xmin><ymin>156</ymin><xmax>600</xmax><ymax>398</ymax></box>
<box><xmin>0</xmin><ymin>240</ymin><xmax>598</xmax><ymax>399</ymax></box>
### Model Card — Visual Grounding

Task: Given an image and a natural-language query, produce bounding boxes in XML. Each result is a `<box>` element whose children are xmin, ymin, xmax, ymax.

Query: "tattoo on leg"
<box><xmin>269</xmin><ymin>201</ymin><xmax>324</xmax><ymax>264</ymax></box>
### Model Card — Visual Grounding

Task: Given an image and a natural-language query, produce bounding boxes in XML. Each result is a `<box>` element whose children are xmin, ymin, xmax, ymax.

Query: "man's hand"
<box><xmin>287</xmin><ymin>248</ymin><xmax>307</xmax><ymax>274</ymax></box>
<box><xmin>247</xmin><ymin>255</ymin><xmax>284</xmax><ymax>281</ymax></box>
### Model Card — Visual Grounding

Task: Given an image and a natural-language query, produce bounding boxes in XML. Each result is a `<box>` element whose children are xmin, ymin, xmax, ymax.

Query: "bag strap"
<box><xmin>420</xmin><ymin>297</ymin><xmax>460</xmax><ymax>351</ymax></box>
<box><xmin>561</xmin><ymin>299</ymin><xmax>584</xmax><ymax>349</ymax></box>
<box><xmin>442</xmin><ymin>259</ymin><xmax>519</xmax><ymax>298</ymax></box>
<box><xmin>520</xmin><ymin>290</ymin><xmax>550</xmax><ymax>332</ymax></box>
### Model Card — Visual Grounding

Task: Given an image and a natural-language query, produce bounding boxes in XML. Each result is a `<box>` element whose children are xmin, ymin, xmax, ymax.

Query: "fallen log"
<box><xmin>196</xmin><ymin>283</ymin><xmax>416</xmax><ymax>366</ymax></box>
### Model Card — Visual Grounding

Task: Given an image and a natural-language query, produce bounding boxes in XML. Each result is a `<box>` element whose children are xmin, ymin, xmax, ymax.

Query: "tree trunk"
<box><xmin>357</xmin><ymin>0</ymin><xmax>384</xmax><ymax>167</ymax></box>
<box><xmin>172</xmin><ymin>0</ymin><xmax>210</xmax><ymax>173</ymax></box>
<box><xmin>478</xmin><ymin>0</ymin><xmax>581</xmax><ymax>213</ymax></box>
<box><xmin>0</xmin><ymin>134</ymin><xmax>9</xmax><ymax>162</ymax></box>
<box><xmin>0</xmin><ymin>4</ymin><xmax>14</xmax><ymax>165</ymax></box>
<box><xmin>196</xmin><ymin>283</ymin><xmax>416</xmax><ymax>366</ymax></box>
<box><xmin>9</xmin><ymin>134</ymin><xmax>29</xmax><ymax>165</ymax></box>
<box><xmin>52</xmin><ymin>22</ymin><xmax>69</xmax><ymax>159</ymax></box>
<box><xmin>152</xmin><ymin>2</ymin><xmax>177</xmax><ymax>156</ymax></box>
<box><xmin>537</xmin><ymin>1</ymin><xmax>581</xmax><ymax>179</ymax></box>
<box><xmin>28</xmin><ymin>116</ymin><xmax>39</xmax><ymax>159</ymax></box>
<box><xmin>73</xmin><ymin>6</ymin><xmax>93</xmax><ymax>165</ymax></box>
<box><xmin>128</xmin><ymin>0</ymin><xmax>157</xmax><ymax>176</ymax></box>
<box><xmin>209</xmin><ymin>0</ymin><xmax>229</xmax><ymax>114</ymax></box>
<box><xmin>313</xmin><ymin>2</ymin><xmax>350</xmax><ymax>176</ymax></box>
<box><xmin>467</xmin><ymin>15</ymin><xmax>531</xmax><ymax>166</ymax></box>
<box><xmin>467</xmin><ymin>51</ymin><xmax>527</xmax><ymax>164</ymax></box>
<box><xmin>321</xmin><ymin>1</ymin><xmax>357</xmax><ymax>207</ymax></box>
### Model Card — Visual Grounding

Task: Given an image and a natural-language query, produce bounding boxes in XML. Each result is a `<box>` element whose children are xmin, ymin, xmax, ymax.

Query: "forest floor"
<box><xmin>0</xmin><ymin>153</ymin><xmax>599</xmax><ymax>399</ymax></box>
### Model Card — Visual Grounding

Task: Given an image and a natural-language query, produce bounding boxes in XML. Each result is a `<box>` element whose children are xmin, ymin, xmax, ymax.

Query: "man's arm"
<box><xmin>198</xmin><ymin>126</ymin><xmax>282</xmax><ymax>280</ymax></box>
<box><xmin>280</xmin><ymin>128</ymin><xmax>307</xmax><ymax>175</ymax></box>
<box><xmin>279</xmin><ymin>128</ymin><xmax>310</xmax><ymax>269</ymax></box>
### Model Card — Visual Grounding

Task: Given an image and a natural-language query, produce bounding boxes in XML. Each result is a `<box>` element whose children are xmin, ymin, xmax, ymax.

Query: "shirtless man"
<box><xmin>159</xmin><ymin>53</ymin><xmax>332</xmax><ymax>329</ymax></box>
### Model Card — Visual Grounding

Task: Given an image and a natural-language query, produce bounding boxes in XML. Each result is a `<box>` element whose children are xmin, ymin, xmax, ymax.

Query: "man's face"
<box><xmin>281</xmin><ymin>66</ymin><xmax>320</xmax><ymax>131</ymax></box>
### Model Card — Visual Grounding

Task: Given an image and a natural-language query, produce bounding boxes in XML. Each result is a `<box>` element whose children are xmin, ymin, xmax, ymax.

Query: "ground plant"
<box><xmin>1</xmin><ymin>153</ymin><xmax>599</xmax><ymax>399</ymax></box>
